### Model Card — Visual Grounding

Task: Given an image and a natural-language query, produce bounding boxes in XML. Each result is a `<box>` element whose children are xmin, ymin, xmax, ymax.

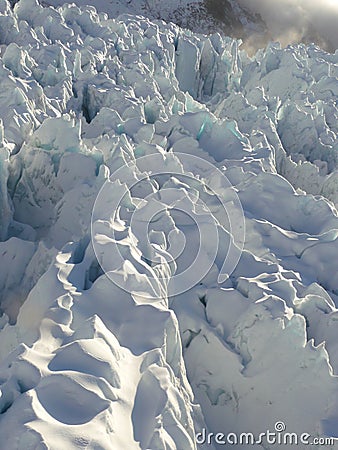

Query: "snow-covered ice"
<box><xmin>0</xmin><ymin>0</ymin><xmax>337</xmax><ymax>448</ymax></box>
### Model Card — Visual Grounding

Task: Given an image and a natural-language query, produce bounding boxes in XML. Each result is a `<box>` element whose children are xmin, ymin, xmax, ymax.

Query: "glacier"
<box><xmin>0</xmin><ymin>0</ymin><xmax>337</xmax><ymax>448</ymax></box>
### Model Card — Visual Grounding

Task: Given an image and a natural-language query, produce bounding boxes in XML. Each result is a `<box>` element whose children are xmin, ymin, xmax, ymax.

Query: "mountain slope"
<box><xmin>40</xmin><ymin>0</ymin><xmax>267</xmax><ymax>39</ymax></box>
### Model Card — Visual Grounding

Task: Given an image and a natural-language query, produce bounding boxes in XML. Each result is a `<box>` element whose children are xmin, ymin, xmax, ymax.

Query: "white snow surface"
<box><xmin>0</xmin><ymin>0</ymin><xmax>337</xmax><ymax>449</ymax></box>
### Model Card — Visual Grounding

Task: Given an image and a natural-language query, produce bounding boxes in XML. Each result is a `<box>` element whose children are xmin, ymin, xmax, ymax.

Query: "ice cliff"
<box><xmin>0</xmin><ymin>0</ymin><xmax>337</xmax><ymax>448</ymax></box>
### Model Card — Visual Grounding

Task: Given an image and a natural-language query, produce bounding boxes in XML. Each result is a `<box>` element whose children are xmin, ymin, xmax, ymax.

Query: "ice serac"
<box><xmin>0</xmin><ymin>120</ymin><xmax>12</xmax><ymax>241</ymax></box>
<box><xmin>0</xmin><ymin>0</ymin><xmax>337</xmax><ymax>449</ymax></box>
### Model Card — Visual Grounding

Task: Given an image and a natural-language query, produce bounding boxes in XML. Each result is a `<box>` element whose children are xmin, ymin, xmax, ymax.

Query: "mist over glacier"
<box><xmin>237</xmin><ymin>0</ymin><xmax>338</xmax><ymax>51</ymax></box>
<box><xmin>0</xmin><ymin>0</ymin><xmax>337</xmax><ymax>449</ymax></box>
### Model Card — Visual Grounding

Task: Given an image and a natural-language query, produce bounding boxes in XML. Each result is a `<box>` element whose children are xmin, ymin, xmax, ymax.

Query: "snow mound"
<box><xmin>0</xmin><ymin>0</ymin><xmax>337</xmax><ymax>448</ymax></box>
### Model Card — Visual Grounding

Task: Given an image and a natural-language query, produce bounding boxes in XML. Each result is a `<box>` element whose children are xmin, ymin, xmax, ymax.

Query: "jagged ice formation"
<box><xmin>0</xmin><ymin>0</ymin><xmax>337</xmax><ymax>448</ymax></box>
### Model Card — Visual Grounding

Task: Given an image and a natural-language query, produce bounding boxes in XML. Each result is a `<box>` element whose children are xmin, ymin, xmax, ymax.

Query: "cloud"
<box><xmin>237</xmin><ymin>0</ymin><xmax>338</xmax><ymax>51</ymax></box>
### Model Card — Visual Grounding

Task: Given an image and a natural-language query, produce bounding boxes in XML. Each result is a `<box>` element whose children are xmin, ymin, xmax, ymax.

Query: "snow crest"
<box><xmin>0</xmin><ymin>0</ymin><xmax>337</xmax><ymax>448</ymax></box>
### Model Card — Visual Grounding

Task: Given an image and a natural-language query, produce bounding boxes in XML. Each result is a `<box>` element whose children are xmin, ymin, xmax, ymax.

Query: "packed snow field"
<box><xmin>0</xmin><ymin>0</ymin><xmax>338</xmax><ymax>448</ymax></box>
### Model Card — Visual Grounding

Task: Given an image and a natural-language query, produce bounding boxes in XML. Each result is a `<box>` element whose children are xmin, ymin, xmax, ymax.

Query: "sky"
<box><xmin>238</xmin><ymin>0</ymin><xmax>338</xmax><ymax>51</ymax></box>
